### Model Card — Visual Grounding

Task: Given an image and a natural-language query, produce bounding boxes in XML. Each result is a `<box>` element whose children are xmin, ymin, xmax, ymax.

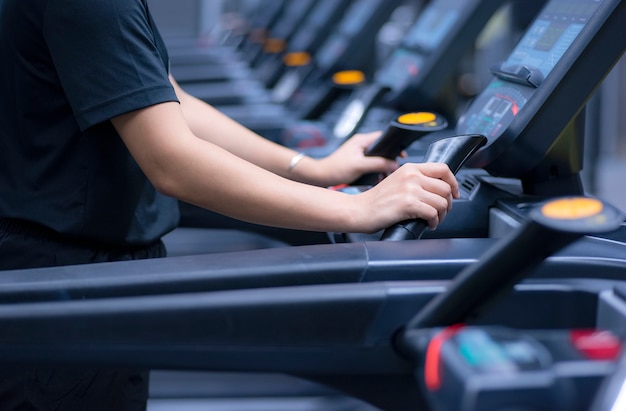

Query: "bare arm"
<box><xmin>169</xmin><ymin>75</ymin><xmax>399</xmax><ymax>187</ymax></box>
<box><xmin>111</xmin><ymin>101</ymin><xmax>459</xmax><ymax>233</ymax></box>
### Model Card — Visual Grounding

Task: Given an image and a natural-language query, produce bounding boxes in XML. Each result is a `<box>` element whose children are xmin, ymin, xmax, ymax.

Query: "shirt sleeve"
<box><xmin>43</xmin><ymin>0</ymin><xmax>179</xmax><ymax>131</ymax></box>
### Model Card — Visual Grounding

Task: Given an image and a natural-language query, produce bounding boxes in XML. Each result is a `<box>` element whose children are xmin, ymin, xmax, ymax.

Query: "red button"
<box><xmin>570</xmin><ymin>329</ymin><xmax>622</xmax><ymax>360</ymax></box>
<box><xmin>329</xmin><ymin>184</ymin><xmax>349</xmax><ymax>191</ymax></box>
<box><xmin>424</xmin><ymin>324</ymin><xmax>465</xmax><ymax>391</ymax></box>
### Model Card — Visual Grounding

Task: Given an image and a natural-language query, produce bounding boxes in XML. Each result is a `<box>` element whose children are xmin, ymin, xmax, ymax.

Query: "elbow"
<box><xmin>150</xmin><ymin>173</ymin><xmax>181</xmax><ymax>199</ymax></box>
<box><xmin>143</xmin><ymin>165</ymin><xmax>182</xmax><ymax>200</ymax></box>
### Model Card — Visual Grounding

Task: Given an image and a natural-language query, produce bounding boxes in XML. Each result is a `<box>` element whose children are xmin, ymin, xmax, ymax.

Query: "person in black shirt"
<box><xmin>0</xmin><ymin>0</ymin><xmax>458</xmax><ymax>409</ymax></box>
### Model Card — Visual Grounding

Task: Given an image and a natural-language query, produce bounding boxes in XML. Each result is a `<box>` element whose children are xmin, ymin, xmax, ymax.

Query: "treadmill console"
<box><xmin>374</xmin><ymin>0</ymin><xmax>510</xmax><ymax>114</ymax></box>
<box><xmin>267</xmin><ymin>0</ymin><xmax>315</xmax><ymax>42</ymax></box>
<box><xmin>329</xmin><ymin>0</ymin><xmax>514</xmax><ymax>141</ymax></box>
<box><xmin>286</xmin><ymin>0</ymin><xmax>343</xmax><ymax>53</ymax></box>
<box><xmin>315</xmin><ymin>0</ymin><xmax>396</xmax><ymax>73</ymax></box>
<box><xmin>458</xmin><ymin>0</ymin><xmax>601</xmax><ymax>139</ymax></box>
<box><xmin>376</xmin><ymin>0</ymin><xmax>463</xmax><ymax>94</ymax></box>
<box><xmin>459</xmin><ymin>0</ymin><xmax>623</xmax><ymax>192</ymax></box>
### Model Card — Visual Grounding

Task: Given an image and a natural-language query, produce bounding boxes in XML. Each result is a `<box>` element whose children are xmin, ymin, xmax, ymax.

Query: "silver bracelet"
<box><xmin>288</xmin><ymin>152</ymin><xmax>306</xmax><ymax>171</ymax></box>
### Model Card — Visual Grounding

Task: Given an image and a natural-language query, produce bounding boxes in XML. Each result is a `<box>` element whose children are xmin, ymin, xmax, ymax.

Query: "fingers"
<box><xmin>361</xmin><ymin>156</ymin><xmax>401</xmax><ymax>175</ymax></box>
<box><xmin>391</xmin><ymin>163</ymin><xmax>459</xmax><ymax>229</ymax></box>
<box><xmin>350</xmin><ymin>131</ymin><xmax>383</xmax><ymax>148</ymax></box>
<box><xmin>354</xmin><ymin>132</ymin><xmax>402</xmax><ymax>173</ymax></box>
<box><xmin>417</xmin><ymin>171</ymin><xmax>456</xmax><ymax>211</ymax></box>
<box><xmin>415</xmin><ymin>162</ymin><xmax>460</xmax><ymax>199</ymax></box>
<box><xmin>416</xmin><ymin>187</ymin><xmax>451</xmax><ymax>230</ymax></box>
<box><xmin>333</xmin><ymin>131</ymin><xmax>400</xmax><ymax>178</ymax></box>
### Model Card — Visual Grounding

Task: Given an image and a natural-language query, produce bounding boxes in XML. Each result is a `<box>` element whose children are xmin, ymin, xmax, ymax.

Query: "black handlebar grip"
<box><xmin>352</xmin><ymin>112</ymin><xmax>449</xmax><ymax>186</ymax></box>
<box><xmin>381</xmin><ymin>134</ymin><xmax>487</xmax><ymax>241</ymax></box>
<box><xmin>367</xmin><ymin>112</ymin><xmax>448</xmax><ymax>159</ymax></box>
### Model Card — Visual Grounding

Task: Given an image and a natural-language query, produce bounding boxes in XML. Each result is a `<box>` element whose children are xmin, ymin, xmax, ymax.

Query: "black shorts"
<box><xmin>0</xmin><ymin>218</ymin><xmax>166</xmax><ymax>411</ymax></box>
<box><xmin>0</xmin><ymin>217</ymin><xmax>166</xmax><ymax>270</ymax></box>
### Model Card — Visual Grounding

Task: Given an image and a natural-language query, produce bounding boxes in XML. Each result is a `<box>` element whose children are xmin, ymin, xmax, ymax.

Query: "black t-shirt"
<box><xmin>0</xmin><ymin>0</ymin><xmax>180</xmax><ymax>246</ymax></box>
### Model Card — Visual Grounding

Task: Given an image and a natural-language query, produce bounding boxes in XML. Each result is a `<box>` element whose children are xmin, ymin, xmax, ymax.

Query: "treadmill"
<box><xmin>176</xmin><ymin>0</ymin><xmax>319</xmax><ymax>81</ymax></box>
<box><xmin>253</xmin><ymin>0</ymin><xmax>354</xmax><ymax>90</ymax></box>
<box><xmin>167</xmin><ymin>0</ymin><xmax>289</xmax><ymax>80</ymax></box>
<box><xmin>0</xmin><ymin>0</ymin><xmax>624</xmax><ymax>409</ymax></box>
<box><xmin>271</xmin><ymin>0</ymin><xmax>409</xmax><ymax>119</ymax></box>
<box><xmin>1</xmin><ymin>191</ymin><xmax>625</xmax><ymax>411</ymax></box>
<box><xmin>339</xmin><ymin>0</ymin><xmax>626</xmax><ymax>242</ymax></box>
<box><xmin>169</xmin><ymin>0</ymin><xmax>356</xmax><ymax>147</ymax></box>
<box><xmin>211</xmin><ymin>0</ymin><xmax>409</xmax><ymax>137</ymax></box>
<box><xmin>173</xmin><ymin>0</ymin><xmax>318</xmax><ymax>108</ymax></box>
<box><xmin>279</xmin><ymin>0</ymin><xmax>545</xmax><ymax>152</ymax></box>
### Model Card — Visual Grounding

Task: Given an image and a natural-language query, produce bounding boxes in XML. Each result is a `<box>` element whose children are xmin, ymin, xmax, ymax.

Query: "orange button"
<box><xmin>264</xmin><ymin>38</ymin><xmax>286</xmax><ymax>53</ymax></box>
<box><xmin>283</xmin><ymin>52</ymin><xmax>311</xmax><ymax>67</ymax></box>
<box><xmin>332</xmin><ymin>70</ymin><xmax>365</xmax><ymax>86</ymax></box>
<box><xmin>398</xmin><ymin>112</ymin><xmax>437</xmax><ymax>125</ymax></box>
<box><xmin>541</xmin><ymin>198</ymin><xmax>603</xmax><ymax>220</ymax></box>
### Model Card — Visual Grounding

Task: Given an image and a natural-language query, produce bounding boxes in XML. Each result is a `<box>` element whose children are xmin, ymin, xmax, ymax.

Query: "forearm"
<box><xmin>113</xmin><ymin>102</ymin><xmax>363</xmax><ymax>232</ymax></box>
<box><xmin>173</xmin><ymin>142</ymin><xmax>359</xmax><ymax>232</ymax></box>
<box><xmin>170</xmin><ymin>76</ymin><xmax>326</xmax><ymax>185</ymax></box>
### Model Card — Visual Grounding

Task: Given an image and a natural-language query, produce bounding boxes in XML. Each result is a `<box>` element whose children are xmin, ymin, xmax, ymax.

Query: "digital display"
<box><xmin>271</xmin><ymin>0</ymin><xmax>314</xmax><ymax>38</ymax></box>
<box><xmin>458</xmin><ymin>0</ymin><xmax>604</xmax><ymax>141</ymax></box>
<box><xmin>404</xmin><ymin>7</ymin><xmax>460</xmax><ymax>52</ymax></box>
<box><xmin>374</xmin><ymin>0</ymin><xmax>465</xmax><ymax>91</ymax></box>
<box><xmin>306</xmin><ymin>0</ymin><xmax>337</xmax><ymax>26</ymax></box>
<box><xmin>503</xmin><ymin>0</ymin><xmax>602</xmax><ymax>78</ymax></box>
<box><xmin>315</xmin><ymin>37</ymin><xmax>348</xmax><ymax>70</ymax></box>
<box><xmin>340</xmin><ymin>0</ymin><xmax>377</xmax><ymax>36</ymax></box>
<box><xmin>315</xmin><ymin>0</ymin><xmax>373</xmax><ymax>68</ymax></box>
<box><xmin>456</xmin><ymin>81</ymin><xmax>534</xmax><ymax>139</ymax></box>
<box><xmin>289</xmin><ymin>0</ymin><xmax>336</xmax><ymax>51</ymax></box>
<box><xmin>376</xmin><ymin>49</ymin><xmax>424</xmax><ymax>90</ymax></box>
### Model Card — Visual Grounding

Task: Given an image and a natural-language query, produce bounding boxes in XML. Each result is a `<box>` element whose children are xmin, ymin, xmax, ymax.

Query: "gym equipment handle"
<box><xmin>381</xmin><ymin>134</ymin><xmax>487</xmax><ymax>241</ymax></box>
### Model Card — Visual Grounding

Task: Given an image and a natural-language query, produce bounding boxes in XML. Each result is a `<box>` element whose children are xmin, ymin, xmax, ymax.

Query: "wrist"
<box><xmin>287</xmin><ymin>153</ymin><xmax>330</xmax><ymax>186</ymax></box>
<box><xmin>288</xmin><ymin>152</ymin><xmax>307</xmax><ymax>172</ymax></box>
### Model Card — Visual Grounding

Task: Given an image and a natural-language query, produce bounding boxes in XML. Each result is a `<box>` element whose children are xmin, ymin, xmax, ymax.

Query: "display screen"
<box><xmin>289</xmin><ymin>0</ymin><xmax>336</xmax><ymax>51</ymax></box>
<box><xmin>271</xmin><ymin>0</ymin><xmax>314</xmax><ymax>38</ymax></box>
<box><xmin>503</xmin><ymin>0</ymin><xmax>602</xmax><ymax>78</ymax></box>
<box><xmin>315</xmin><ymin>37</ymin><xmax>348</xmax><ymax>70</ymax></box>
<box><xmin>375</xmin><ymin>0</ymin><xmax>465</xmax><ymax>90</ymax></box>
<box><xmin>403</xmin><ymin>6</ymin><xmax>460</xmax><ymax>52</ymax></box>
<box><xmin>457</xmin><ymin>0</ymin><xmax>604</xmax><ymax>141</ymax></box>
<box><xmin>315</xmin><ymin>0</ymin><xmax>374</xmax><ymax>68</ymax></box>
<box><xmin>457</xmin><ymin>82</ymin><xmax>534</xmax><ymax>139</ymax></box>
<box><xmin>376</xmin><ymin>49</ymin><xmax>424</xmax><ymax>90</ymax></box>
<box><xmin>339</xmin><ymin>0</ymin><xmax>377</xmax><ymax>36</ymax></box>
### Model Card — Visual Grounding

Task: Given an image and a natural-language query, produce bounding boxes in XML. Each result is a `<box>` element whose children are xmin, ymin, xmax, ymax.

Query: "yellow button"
<box><xmin>283</xmin><ymin>52</ymin><xmax>311</xmax><ymax>67</ymax></box>
<box><xmin>541</xmin><ymin>198</ymin><xmax>604</xmax><ymax>219</ymax></box>
<box><xmin>398</xmin><ymin>112</ymin><xmax>437</xmax><ymax>125</ymax></box>
<box><xmin>332</xmin><ymin>70</ymin><xmax>365</xmax><ymax>86</ymax></box>
<box><xmin>264</xmin><ymin>38</ymin><xmax>286</xmax><ymax>53</ymax></box>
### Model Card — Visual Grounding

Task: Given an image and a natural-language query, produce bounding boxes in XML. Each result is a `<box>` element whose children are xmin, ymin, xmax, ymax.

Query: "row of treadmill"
<box><xmin>3</xmin><ymin>0</ymin><xmax>626</xmax><ymax>410</ymax></box>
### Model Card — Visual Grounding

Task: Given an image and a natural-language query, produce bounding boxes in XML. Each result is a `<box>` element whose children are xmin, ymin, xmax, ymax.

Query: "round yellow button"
<box><xmin>398</xmin><ymin>112</ymin><xmax>437</xmax><ymax>125</ymax></box>
<box><xmin>284</xmin><ymin>52</ymin><xmax>311</xmax><ymax>67</ymax></box>
<box><xmin>541</xmin><ymin>198</ymin><xmax>604</xmax><ymax>219</ymax></box>
<box><xmin>332</xmin><ymin>70</ymin><xmax>365</xmax><ymax>86</ymax></box>
<box><xmin>264</xmin><ymin>38</ymin><xmax>286</xmax><ymax>53</ymax></box>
